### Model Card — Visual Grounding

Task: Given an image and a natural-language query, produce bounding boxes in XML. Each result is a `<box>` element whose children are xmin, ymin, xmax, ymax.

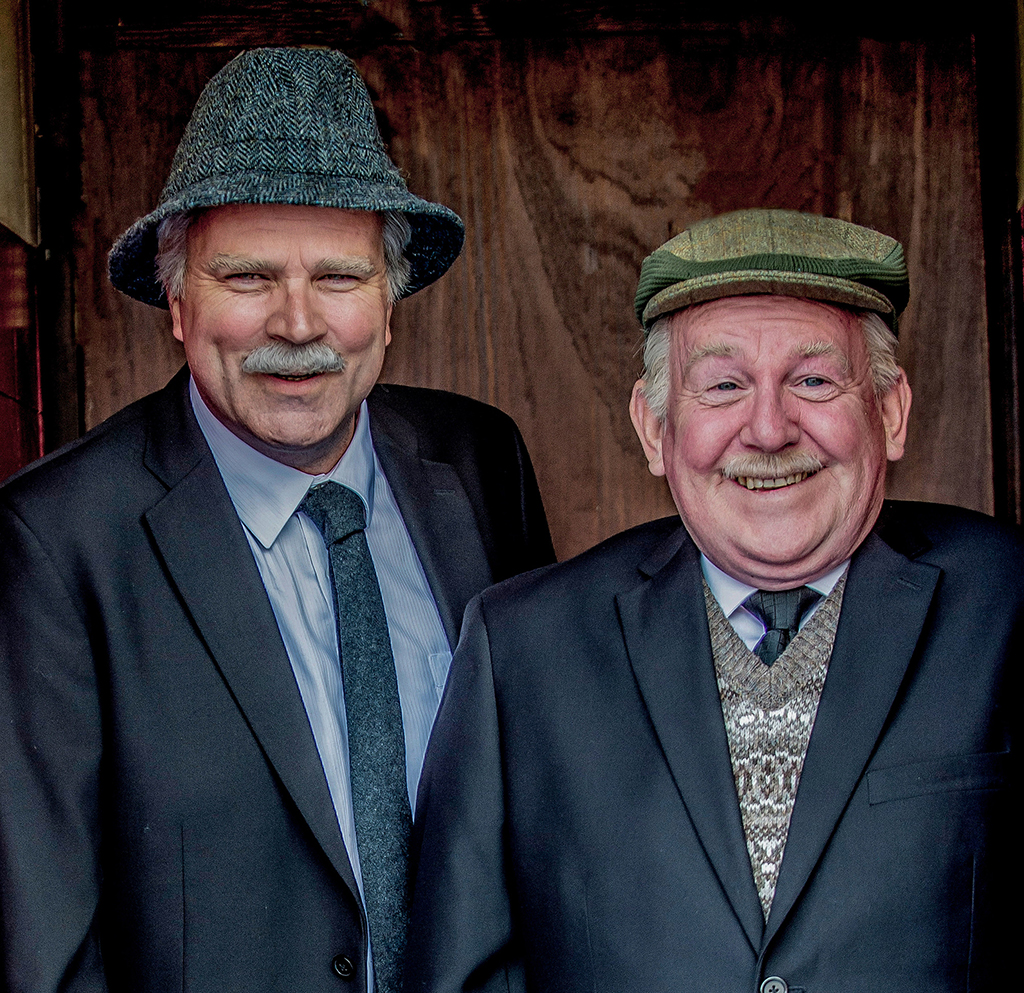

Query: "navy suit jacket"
<box><xmin>0</xmin><ymin>368</ymin><xmax>554</xmax><ymax>993</ymax></box>
<box><xmin>407</xmin><ymin>503</ymin><xmax>1017</xmax><ymax>993</ymax></box>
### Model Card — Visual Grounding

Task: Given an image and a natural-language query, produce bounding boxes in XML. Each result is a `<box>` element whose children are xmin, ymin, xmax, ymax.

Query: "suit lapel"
<box><xmin>617</xmin><ymin>529</ymin><xmax>765</xmax><ymax>952</ymax></box>
<box><xmin>764</xmin><ymin>528</ymin><xmax>941</xmax><ymax>943</ymax></box>
<box><xmin>141</xmin><ymin>373</ymin><xmax>359</xmax><ymax>896</ymax></box>
<box><xmin>367</xmin><ymin>395</ymin><xmax>491</xmax><ymax>650</ymax></box>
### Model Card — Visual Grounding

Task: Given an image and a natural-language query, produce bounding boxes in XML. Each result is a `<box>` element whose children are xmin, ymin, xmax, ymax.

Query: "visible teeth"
<box><xmin>735</xmin><ymin>471</ymin><xmax>813</xmax><ymax>490</ymax></box>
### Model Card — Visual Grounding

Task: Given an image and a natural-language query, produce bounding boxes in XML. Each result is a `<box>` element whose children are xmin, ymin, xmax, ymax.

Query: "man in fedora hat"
<box><xmin>405</xmin><ymin>209</ymin><xmax>1017</xmax><ymax>992</ymax></box>
<box><xmin>0</xmin><ymin>47</ymin><xmax>553</xmax><ymax>993</ymax></box>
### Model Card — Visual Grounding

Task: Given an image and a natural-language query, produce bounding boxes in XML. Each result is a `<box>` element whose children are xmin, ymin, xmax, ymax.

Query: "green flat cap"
<box><xmin>635</xmin><ymin>208</ymin><xmax>909</xmax><ymax>334</ymax></box>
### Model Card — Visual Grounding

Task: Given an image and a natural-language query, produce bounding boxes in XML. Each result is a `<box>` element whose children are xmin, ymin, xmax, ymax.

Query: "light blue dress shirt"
<box><xmin>701</xmin><ymin>553</ymin><xmax>848</xmax><ymax>651</ymax></box>
<box><xmin>189</xmin><ymin>380</ymin><xmax>451</xmax><ymax>909</ymax></box>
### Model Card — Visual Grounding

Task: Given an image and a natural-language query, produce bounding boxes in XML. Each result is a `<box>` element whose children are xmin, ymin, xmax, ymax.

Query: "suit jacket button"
<box><xmin>332</xmin><ymin>955</ymin><xmax>356</xmax><ymax>979</ymax></box>
<box><xmin>761</xmin><ymin>979</ymin><xmax>788</xmax><ymax>993</ymax></box>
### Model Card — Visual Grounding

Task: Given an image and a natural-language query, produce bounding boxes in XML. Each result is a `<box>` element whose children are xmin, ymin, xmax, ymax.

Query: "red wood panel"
<box><xmin>0</xmin><ymin>394</ymin><xmax>37</xmax><ymax>481</ymax></box>
<box><xmin>0</xmin><ymin>227</ymin><xmax>41</xmax><ymax>481</ymax></box>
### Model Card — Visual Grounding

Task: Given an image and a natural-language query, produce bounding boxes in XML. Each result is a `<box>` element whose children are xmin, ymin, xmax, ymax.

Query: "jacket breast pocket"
<box><xmin>866</xmin><ymin>751</ymin><xmax>1009</xmax><ymax>805</ymax></box>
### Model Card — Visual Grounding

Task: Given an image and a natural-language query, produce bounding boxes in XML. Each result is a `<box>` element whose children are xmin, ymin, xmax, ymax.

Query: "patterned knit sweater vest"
<box><xmin>702</xmin><ymin>573</ymin><xmax>847</xmax><ymax>920</ymax></box>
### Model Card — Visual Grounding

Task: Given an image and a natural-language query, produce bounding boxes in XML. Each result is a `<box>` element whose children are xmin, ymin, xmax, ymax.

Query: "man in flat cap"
<box><xmin>0</xmin><ymin>48</ymin><xmax>553</xmax><ymax>993</ymax></box>
<box><xmin>405</xmin><ymin>209</ymin><xmax>1017</xmax><ymax>992</ymax></box>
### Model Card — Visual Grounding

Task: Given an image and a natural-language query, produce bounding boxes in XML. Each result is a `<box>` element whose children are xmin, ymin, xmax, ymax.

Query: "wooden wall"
<box><xmin>65</xmin><ymin>4</ymin><xmax>997</xmax><ymax>559</ymax></box>
<box><xmin>0</xmin><ymin>226</ymin><xmax>41</xmax><ymax>480</ymax></box>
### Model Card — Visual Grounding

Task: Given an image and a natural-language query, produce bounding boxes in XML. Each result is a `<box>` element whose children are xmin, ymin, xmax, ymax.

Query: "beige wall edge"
<box><xmin>0</xmin><ymin>0</ymin><xmax>37</xmax><ymax>246</ymax></box>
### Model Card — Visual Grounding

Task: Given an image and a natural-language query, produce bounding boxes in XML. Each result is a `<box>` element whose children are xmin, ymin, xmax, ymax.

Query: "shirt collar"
<box><xmin>700</xmin><ymin>552</ymin><xmax>849</xmax><ymax>618</ymax></box>
<box><xmin>189</xmin><ymin>377</ymin><xmax>376</xmax><ymax>549</ymax></box>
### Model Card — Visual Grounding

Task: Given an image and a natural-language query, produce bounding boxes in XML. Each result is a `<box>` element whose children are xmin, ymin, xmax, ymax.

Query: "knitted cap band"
<box><xmin>637</xmin><ymin>248</ymin><xmax>909</xmax><ymax>330</ymax></box>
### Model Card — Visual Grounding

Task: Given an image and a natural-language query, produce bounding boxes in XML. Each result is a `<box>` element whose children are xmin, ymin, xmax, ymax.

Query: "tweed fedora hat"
<box><xmin>635</xmin><ymin>208</ymin><xmax>909</xmax><ymax>334</ymax></box>
<box><xmin>108</xmin><ymin>47</ymin><xmax>465</xmax><ymax>308</ymax></box>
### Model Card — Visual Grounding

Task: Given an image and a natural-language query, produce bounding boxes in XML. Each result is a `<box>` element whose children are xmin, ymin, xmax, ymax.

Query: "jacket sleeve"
<box><xmin>0</xmin><ymin>504</ymin><xmax>108</xmax><ymax>993</ymax></box>
<box><xmin>405</xmin><ymin>596</ymin><xmax>525</xmax><ymax>993</ymax></box>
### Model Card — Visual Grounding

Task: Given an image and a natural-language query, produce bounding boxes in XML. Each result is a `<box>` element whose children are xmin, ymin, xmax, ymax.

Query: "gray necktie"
<box><xmin>300</xmin><ymin>482</ymin><xmax>411</xmax><ymax>993</ymax></box>
<box><xmin>743</xmin><ymin>586</ymin><xmax>822</xmax><ymax>667</ymax></box>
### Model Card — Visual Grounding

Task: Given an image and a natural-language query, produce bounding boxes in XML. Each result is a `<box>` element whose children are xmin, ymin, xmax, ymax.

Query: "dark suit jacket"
<box><xmin>0</xmin><ymin>368</ymin><xmax>554</xmax><ymax>993</ymax></box>
<box><xmin>407</xmin><ymin>503</ymin><xmax>1017</xmax><ymax>993</ymax></box>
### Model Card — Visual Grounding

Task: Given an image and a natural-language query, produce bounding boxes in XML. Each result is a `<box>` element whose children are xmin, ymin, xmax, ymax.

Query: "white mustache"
<box><xmin>720</xmin><ymin>452</ymin><xmax>824</xmax><ymax>480</ymax></box>
<box><xmin>241</xmin><ymin>342</ymin><xmax>347</xmax><ymax>376</ymax></box>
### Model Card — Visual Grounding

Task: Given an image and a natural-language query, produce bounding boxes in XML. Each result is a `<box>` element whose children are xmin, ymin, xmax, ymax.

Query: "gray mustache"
<box><xmin>241</xmin><ymin>342</ymin><xmax>347</xmax><ymax>376</ymax></box>
<box><xmin>720</xmin><ymin>452</ymin><xmax>824</xmax><ymax>479</ymax></box>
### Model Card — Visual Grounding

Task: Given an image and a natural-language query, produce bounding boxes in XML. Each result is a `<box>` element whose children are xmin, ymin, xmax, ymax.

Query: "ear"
<box><xmin>629</xmin><ymin>380</ymin><xmax>667</xmax><ymax>477</ymax></box>
<box><xmin>169</xmin><ymin>297</ymin><xmax>185</xmax><ymax>344</ymax></box>
<box><xmin>384</xmin><ymin>301</ymin><xmax>393</xmax><ymax>348</ymax></box>
<box><xmin>879</xmin><ymin>368</ymin><xmax>912</xmax><ymax>461</ymax></box>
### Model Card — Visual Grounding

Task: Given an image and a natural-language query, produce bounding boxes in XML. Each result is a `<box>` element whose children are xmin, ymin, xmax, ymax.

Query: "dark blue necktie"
<box><xmin>743</xmin><ymin>586</ymin><xmax>822</xmax><ymax>667</ymax></box>
<box><xmin>300</xmin><ymin>482</ymin><xmax>411</xmax><ymax>993</ymax></box>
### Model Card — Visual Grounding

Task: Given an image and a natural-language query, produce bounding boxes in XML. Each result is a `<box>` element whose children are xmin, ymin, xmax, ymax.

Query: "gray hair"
<box><xmin>638</xmin><ymin>305</ymin><xmax>902</xmax><ymax>420</ymax></box>
<box><xmin>156</xmin><ymin>208</ymin><xmax>413</xmax><ymax>306</ymax></box>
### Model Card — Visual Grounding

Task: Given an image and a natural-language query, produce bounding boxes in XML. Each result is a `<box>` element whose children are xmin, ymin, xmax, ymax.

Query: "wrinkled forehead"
<box><xmin>668</xmin><ymin>294</ymin><xmax>864</xmax><ymax>365</ymax></box>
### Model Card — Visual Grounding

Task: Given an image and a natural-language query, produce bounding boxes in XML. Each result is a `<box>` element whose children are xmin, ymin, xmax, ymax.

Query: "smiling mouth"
<box><xmin>267</xmin><ymin>372</ymin><xmax>323</xmax><ymax>381</ymax></box>
<box><xmin>722</xmin><ymin>453</ymin><xmax>824</xmax><ymax>491</ymax></box>
<box><xmin>734</xmin><ymin>469</ymin><xmax>818</xmax><ymax>491</ymax></box>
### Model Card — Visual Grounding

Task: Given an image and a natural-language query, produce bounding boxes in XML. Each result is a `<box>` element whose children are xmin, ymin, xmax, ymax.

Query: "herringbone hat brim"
<box><xmin>108</xmin><ymin>47</ymin><xmax>465</xmax><ymax>308</ymax></box>
<box><xmin>635</xmin><ymin>209</ymin><xmax>909</xmax><ymax>334</ymax></box>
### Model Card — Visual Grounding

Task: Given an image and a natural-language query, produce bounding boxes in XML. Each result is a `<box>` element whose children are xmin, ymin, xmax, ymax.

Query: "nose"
<box><xmin>738</xmin><ymin>387</ymin><xmax>801</xmax><ymax>452</ymax></box>
<box><xmin>266</xmin><ymin>283</ymin><xmax>326</xmax><ymax>343</ymax></box>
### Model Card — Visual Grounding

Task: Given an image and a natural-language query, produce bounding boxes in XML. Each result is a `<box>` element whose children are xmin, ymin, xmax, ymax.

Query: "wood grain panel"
<box><xmin>75</xmin><ymin>51</ymin><xmax>226</xmax><ymax>427</ymax></box>
<box><xmin>835</xmin><ymin>38</ymin><xmax>991</xmax><ymax>512</ymax></box>
<box><xmin>366</xmin><ymin>33</ymin><xmax>992</xmax><ymax>555</ymax></box>
<box><xmin>72</xmin><ymin>22</ymin><xmax>992</xmax><ymax>559</ymax></box>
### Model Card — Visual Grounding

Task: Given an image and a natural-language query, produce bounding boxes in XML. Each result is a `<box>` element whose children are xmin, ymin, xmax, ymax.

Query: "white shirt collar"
<box><xmin>189</xmin><ymin>377</ymin><xmax>376</xmax><ymax>549</ymax></box>
<box><xmin>700</xmin><ymin>552</ymin><xmax>849</xmax><ymax>618</ymax></box>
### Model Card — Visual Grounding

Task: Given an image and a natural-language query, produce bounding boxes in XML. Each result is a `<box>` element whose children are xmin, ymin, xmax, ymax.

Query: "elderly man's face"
<box><xmin>170</xmin><ymin>203</ymin><xmax>393</xmax><ymax>473</ymax></box>
<box><xmin>631</xmin><ymin>295</ymin><xmax>912</xmax><ymax>589</ymax></box>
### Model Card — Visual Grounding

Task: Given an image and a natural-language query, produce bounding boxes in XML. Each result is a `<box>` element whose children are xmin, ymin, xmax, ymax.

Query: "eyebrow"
<box><xmin>203</xmin><ymin>254</ymin><xmax>379</xmax><ymax>277</ymax></box>
<box><xmin>799</xmin><ymin>340</ymin><xmax>850</xmax><ymax>374</ymax></box>
<box><xmin>204</xmin><ymin>254</ymin><xmax>274</xmax><ymax>275</ymax></box>
<box><xmin>316</xmin><ymin>257</ymin><xmax>378</xmax><ymax>277</ymax></box>
<box><xmin>682</xmin><ymin>342</ymin><xmax>733</xmax><ymax>378</ymax></box>
<box><xmin>683</xmin><ymin>339</ymin><xmax>852</xmax><ymax>375</ymax></box>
